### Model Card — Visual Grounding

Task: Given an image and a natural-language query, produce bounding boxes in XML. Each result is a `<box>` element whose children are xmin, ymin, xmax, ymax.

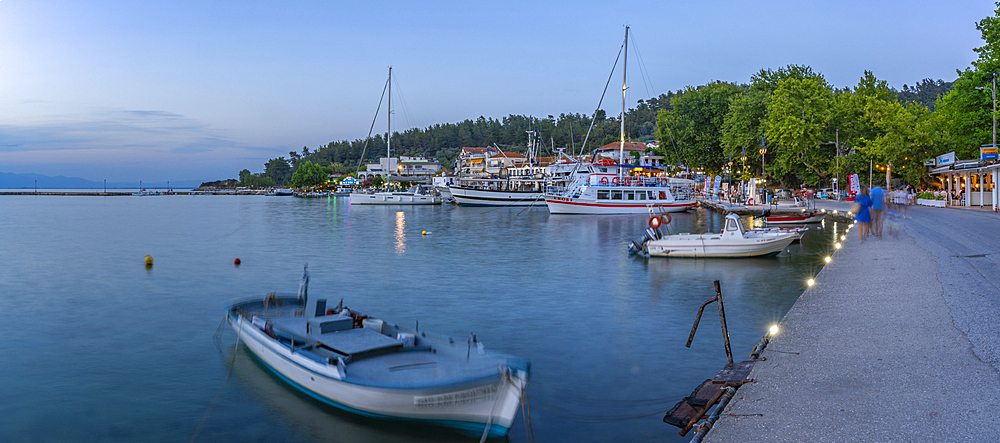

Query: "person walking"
<box><xmin>853</xmin><ymin>187</ymin><xmax>873</xmax><ymax>241</ymax></box>
<box><xmin>871</xmin><ymin>186</ymin><xmax>886</xmax><ymax>239</ymax></box>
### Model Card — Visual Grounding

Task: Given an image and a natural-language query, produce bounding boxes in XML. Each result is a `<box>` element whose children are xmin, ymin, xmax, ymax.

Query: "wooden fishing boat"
<box><xmin>226</xmin><ymin>267</ymin><xmax>529</xmax><ymax>437</ymax></box>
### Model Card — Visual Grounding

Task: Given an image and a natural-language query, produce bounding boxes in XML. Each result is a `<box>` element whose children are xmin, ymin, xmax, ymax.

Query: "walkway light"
<box><xmin>825</xmin><ymin>256</ymin><xmax>831</xmax><ymax>263</ymax></box>
<box><xmin>769</xmin><ymin>324</ymin><xmax>779</xmax><ymax>336</ymax></box>
<box><xmin>807</xmin><ymin>278</ymin><xmax>815</xmax><ymax>286</ymax></box>
<box><xmin>835</xmin><ymin>243</ymin><xmax>842</xmax><ymax>249</ymax></box>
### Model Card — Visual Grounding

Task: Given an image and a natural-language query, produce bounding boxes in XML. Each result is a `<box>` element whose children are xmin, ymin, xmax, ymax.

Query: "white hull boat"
<box><xmin>631</xmin><ymin>213</ymin><xmax>798</xmax><ymax>258</ymax></box>
<box><xmin>350</xmin><ymin>185</ymin><xmax>442</xmax><ymax>205</ymax></box>
<box><xmin>226</xmin><ymin>269</ymin><xmax>529</xmax><ymax>437</ymax></box>
<box><xmin>545</xmin><ymin>173</ymin><xmax>697</xmax><ymax>214</ymax></box>
<box><xmin>450</xmin><ymin>185</ymin><xmax>543</xmax><ymax>207</ymax></box>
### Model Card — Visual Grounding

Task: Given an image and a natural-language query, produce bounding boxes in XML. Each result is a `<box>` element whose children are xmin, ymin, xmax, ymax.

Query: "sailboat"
<box><xmin>543</xmin><ymin>27</ymin><xmax>697</xmax><ymax>215</ymax></box>
<box><xmin>350</xmin><ymin>68</ymin><xmax>442</xmax><ymax>206</ymax></box>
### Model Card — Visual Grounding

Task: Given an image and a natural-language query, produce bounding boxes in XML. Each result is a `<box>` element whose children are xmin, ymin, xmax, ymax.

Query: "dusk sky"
<box><xmin>0</xmin><ymin>1</ymin><xmax>993</xmax><ymax>183</ymax></box>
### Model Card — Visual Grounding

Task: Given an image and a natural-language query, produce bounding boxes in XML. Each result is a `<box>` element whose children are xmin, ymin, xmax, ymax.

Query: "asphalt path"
<box><xmin>703</xmin><ymin>202</ymin><xmax>1000</xmax><ymax>442</ymax></box>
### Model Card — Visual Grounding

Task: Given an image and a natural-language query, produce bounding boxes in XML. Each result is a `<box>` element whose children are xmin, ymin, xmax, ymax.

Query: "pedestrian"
<box><xmin>852</xmin><ymin>186</ymin><xmax>873</xmax><ymax>241</ymax></box>
<box><xmin>871</xmin><ymin>185</ymin><xmax>886</xmax><ymax>239</ymax></box>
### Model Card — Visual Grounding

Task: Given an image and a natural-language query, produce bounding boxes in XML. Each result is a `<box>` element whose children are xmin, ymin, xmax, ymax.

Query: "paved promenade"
<box><xmin>704</xmin><ymin>201</ymin><xmax>1000</xmax><ymax>442</ymax></box>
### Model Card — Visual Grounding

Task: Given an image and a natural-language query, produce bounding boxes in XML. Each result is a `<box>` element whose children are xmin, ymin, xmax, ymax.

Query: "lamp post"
<box><xmin>741</xmin><ymin>146</ymin><xmax>747</xmax><ymax>201</ymax></box>
<box><xmin>975</xmin><ymin>82</ymin><xmax>997</xmax><ymax>154</ymax></box>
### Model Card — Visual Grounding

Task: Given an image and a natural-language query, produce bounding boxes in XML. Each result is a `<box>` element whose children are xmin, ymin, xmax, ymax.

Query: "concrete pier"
<box><xmin>703</xmin><ymin>201</ymin><xmax>1000</xmax><ymax>442</ymax></box>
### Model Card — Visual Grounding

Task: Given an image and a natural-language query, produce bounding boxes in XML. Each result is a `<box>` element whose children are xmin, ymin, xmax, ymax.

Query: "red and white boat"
<box><xmin>764</xmin><ymin>210</ymin><xmax>826</xmax><ymax>224</ymax></box>
<box><xmin>544</xmin><ymin>168</ymin><xmax>697</xmax><ymax>214</ymax></box>
<box><xmin>544</xmin><ymin>26</ymin><xmax>697</xmax><ymax>215</ymax></box>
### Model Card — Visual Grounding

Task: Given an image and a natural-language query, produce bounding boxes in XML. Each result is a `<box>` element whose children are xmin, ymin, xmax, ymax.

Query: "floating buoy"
<box><xmin>234</xmin><ymin>258</ymin><xmax>241</xmax><ymax>265</ymax></box>
<box><xmin>421</xmin><ymin>231</ymin><xmax>428</xmax><ymax>236</ymax></box>
<box><xmin>144</xmin><ymin>254</ymin><xmax>153</xmax><ymax>265</ymax></box>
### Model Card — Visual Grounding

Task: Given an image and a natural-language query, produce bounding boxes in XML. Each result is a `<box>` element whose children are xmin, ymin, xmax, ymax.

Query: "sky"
<box><xmin>0</xmin><ymin>0</ymin><xmax>993</xmax><ymax>182</ymax></box>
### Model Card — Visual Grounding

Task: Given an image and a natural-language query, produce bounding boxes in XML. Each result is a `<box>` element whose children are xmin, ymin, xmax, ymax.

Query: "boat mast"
<box><xmin>387</xmin><ymin>66</ymin><xmax>392</xmax><ymax>159</ymax></box>
<box><xmin>620</xmin><ymin>26</ymin><xmax>628</xmax><ymax>180</ymax></box>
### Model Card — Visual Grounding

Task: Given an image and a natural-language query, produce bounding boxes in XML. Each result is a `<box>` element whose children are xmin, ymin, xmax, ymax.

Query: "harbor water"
<box><xmin>0</xmin><ymin>195</ymin><xmax>844</xmax><ymax>442</ymax></box>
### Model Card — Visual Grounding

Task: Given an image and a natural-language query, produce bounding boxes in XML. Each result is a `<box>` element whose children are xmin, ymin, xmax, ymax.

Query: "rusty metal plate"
<box><xmin>712</xmin><ymin>360</ymin><xmax>756</xmax><ymax>386</ymax></box>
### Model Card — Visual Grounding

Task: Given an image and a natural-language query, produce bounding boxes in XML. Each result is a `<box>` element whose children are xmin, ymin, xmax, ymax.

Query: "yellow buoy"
<box><xmin>422</xmin><ymin>231</ymin><xmax>427</xmax><ymax>236</ymax></box>
<box><xmin>144</xmin><ymin>254</ymin><xmax>153</xmax><ymax>265</ymax></box>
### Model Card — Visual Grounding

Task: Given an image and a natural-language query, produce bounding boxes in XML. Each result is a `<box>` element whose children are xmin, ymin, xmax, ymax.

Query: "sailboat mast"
<box><xmin>387</xmin><ymin>67</ymin><xmax>392</xmax><ymax>159</ymax></box>
<box><xmin>620</xmin><ymin>26</ymin><xmax>628</xmax><ymax>179</ymax></box>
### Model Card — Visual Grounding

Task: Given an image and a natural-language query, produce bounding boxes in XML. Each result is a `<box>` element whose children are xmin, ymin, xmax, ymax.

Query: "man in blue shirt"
<box><xmin>871</xmin><ymin>186</ymin><xmax>887</xmax><ymax>239</ymax></box>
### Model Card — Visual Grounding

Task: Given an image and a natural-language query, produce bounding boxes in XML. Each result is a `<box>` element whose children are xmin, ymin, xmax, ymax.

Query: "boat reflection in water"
<box><xmin>226</xmin><ymin>346</ymin><xmax>476</xmax><ymax>443</ymax></box>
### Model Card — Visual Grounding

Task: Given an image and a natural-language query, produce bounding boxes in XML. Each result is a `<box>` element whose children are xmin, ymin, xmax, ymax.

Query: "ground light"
<box><xmin>841</xmin><ymin>235</ymin><xmax>846</xmax><ymax>241</ymax></box>
<box><xmin>825</xmin><ymin>256</ymin><xmax>831</xmax><ymax>263</ymax></box>
<box><xmin>769</xmin><ymin>325</ymin><xmax>779</xmax><ymax>336</ymax></box>
<box><xmin>807</xmin><ymin>278</ymin><xmax>815</xmax><ymax>287</ymax></box>
<box><xmin>835</xmin><ymin>243</ymin><xmax>842</xmax><ymax>249</ymax></box>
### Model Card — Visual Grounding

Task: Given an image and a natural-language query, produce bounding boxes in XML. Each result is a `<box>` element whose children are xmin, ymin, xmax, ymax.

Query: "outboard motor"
<box><xmin>645</xmin><ymin>227</ymin><xmax>662</xmax><ymax>241</ymax></box>
<box><xmin>628</xmin><ymin>239</ymin><xmax>645</xmax><ymax>255</ymax></box>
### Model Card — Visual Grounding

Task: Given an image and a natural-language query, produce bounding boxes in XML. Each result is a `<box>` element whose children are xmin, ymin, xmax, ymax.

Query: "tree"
<box><xmin>263</xmin><ymin>157</ymin><xmax>292</xmax><ymax>185</ymax></box>
<box><xmin>290</xmin><ymin>160</ymin><xmax>333</xmax><ymax>187</ymax></box>
<box><xmin>764</xmin><ymin>75</ymin><xmax>836</xmax><ymax>186</ymax></box>
<box><xmin>656</xmin><ymin>81</ymin><xmax>743</xmax><ymax>173</ymax></box>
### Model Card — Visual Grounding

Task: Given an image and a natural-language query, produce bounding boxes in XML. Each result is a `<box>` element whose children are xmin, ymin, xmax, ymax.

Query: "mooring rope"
<box><xmin>190</xmin><ymin>314</ymin><xmax>242</xmax><ymax>443</ymax></box>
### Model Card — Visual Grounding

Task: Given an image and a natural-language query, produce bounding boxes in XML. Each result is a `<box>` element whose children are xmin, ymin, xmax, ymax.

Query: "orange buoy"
<box><xmin>234</xmin><ymin>258</ymin><xmax>241</xmax><ymax>265</ymax></box>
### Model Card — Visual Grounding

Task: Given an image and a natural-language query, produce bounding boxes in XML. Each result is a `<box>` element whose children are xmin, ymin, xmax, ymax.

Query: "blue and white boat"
<box><xmin>226</xmin><ymin>268</ymin><xmax>530</xmax><ymax>437</ymax></box>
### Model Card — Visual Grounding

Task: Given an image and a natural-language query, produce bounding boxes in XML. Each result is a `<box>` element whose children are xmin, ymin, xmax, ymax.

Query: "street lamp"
<box><xmin>975</xmin><ymin>82</ymin><xmax>997</xmax><ymax>153</ymax></box>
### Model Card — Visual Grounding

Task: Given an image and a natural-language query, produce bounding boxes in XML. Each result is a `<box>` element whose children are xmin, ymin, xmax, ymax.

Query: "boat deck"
<box><xmin>238</xmin><ymin>301</ymin><xmax>515</xmax><ymax>389</ymax></box>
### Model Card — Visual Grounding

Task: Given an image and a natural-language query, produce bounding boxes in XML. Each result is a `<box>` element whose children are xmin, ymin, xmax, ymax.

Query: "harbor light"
<box><xmin>769</xmin><ymin>324</ymin><xmax>779</xmax><ymax>336</ymax></box>
<box><xmin>807</xmin><ymin>278</ymin><xmax>815</xmax><ymax>286</ymax></box>
<box><xmin>841</xmin><ymin>235</ymin><xmax>846</xmax><ymax>241</ymax></box>
<box><xmin>824</xmin><ymin>256</ymin><xmax>831</xmax><ymax>263</ymax></box>
<box><xmin>835</xmin><ymin>243</ymin><xmax>842</xmax><ymax>249</ymax></box>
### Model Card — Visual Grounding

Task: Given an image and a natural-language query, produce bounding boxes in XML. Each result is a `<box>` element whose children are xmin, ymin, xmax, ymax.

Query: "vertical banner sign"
<box><xmin>848</xmin><ymin>173</ymin><xmax>861</xmax><ymax>197</ymax></box>
<box><xmin>713</xmin><ymin>175</ymin><xmax>723</xmax><ymax>196</ymax></box>
<box><xmin>704</xmin><ymin>176</ymin><xmax>710</xmax><ymax>193</ymax></box>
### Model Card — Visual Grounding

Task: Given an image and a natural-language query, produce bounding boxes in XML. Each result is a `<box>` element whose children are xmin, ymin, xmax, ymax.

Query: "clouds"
<box><xmin>0</xmin><ymin>107</ymin><xmax>283</xmax><ymax>181</ymax></box>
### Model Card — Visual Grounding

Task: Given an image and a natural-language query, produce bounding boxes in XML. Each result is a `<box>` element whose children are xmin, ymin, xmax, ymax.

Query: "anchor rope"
<box><xmin>190</xmin><ymin>314</ymin><xmax>242</xmax><ymax>443</ymax></box>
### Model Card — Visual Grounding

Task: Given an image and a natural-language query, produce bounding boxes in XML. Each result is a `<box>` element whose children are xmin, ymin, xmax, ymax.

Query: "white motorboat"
<box><xmin>631</xmin><ymin>213</ymin><xmax>798</xmax><ymax>258</ymax></box>
<box><xmin>226</xmin><ymin>267</ymin><xmax>530</xmax><ymax>438</ymax></box>
<box><xmin>350</xmin><ymin>185</ymin><xmax>442</xmax><ymax>205</ymax></box>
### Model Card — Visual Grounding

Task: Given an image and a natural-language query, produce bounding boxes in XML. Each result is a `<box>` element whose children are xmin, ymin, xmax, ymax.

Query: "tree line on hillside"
<box><xmin>235</xmin><ymin>3</ymin><xmax>1000</xmax><ymax>190</ymax></box>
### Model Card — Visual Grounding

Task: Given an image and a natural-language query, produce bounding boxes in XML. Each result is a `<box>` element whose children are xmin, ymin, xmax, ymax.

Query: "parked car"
<box><xmin>818</xmin><ymin>188</ymin><xmax>834</xmax><ymax>199</ymax></box>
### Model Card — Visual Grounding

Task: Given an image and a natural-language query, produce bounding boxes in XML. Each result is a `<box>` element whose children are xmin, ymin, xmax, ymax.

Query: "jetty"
<box><xmin>692</xmin><ymin>200</ymin><xmax>1000</xmax><ymax>441</ymax></box>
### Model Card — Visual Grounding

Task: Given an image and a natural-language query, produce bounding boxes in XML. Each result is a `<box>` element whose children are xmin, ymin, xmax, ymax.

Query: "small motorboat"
<box><xmin>763</xmin><ymin>209</ymin><xmax>826</xmax><ymax>224</ymax></box>
<box><xmin>629</xmin><ymin>213</ymin><xmax>798</xmax><ymax>258</ymax></box>
<box><xmin>226</xmin><ymin>267</ymin><xmax>529</xmax><ymax>438</ymax></box>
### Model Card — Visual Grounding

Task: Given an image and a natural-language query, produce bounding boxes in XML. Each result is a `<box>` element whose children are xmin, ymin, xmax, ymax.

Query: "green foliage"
<box><xmin>290</xmin><ymin>160</ymin><xmax>333</xmax><ymax>187</ymax></box>
<box><xmin>898</xmin><ymin>79</ymin><xmax>954</xmax><ymax>110</ymax></box>
<box><xmin>656</xmin><ymin>82</ymin><xmax>743</xmax><ymax>172</ymax></box>
<box><xmin>764</xmin><ymin>75</ymin><xmax>835</xmax><ymax>186</ymax></box>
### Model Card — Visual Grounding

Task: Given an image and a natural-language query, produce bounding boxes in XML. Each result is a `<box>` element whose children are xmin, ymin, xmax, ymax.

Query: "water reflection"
<box><xmin>394</xmin><ymin>211</ymin><xmax>406</xmax><ymax>255</ymax></box>
<box><xmin>225</xmin><ymin>346</ymin><xmax>472</xmax><ymax>443</ymax></box>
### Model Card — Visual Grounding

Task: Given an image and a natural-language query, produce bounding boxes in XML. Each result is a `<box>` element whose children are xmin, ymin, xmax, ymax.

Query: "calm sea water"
<box><xmin>0</xmin><ymin>195</ymin><xmax>843</xmax><ymax>442</ymax></box>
